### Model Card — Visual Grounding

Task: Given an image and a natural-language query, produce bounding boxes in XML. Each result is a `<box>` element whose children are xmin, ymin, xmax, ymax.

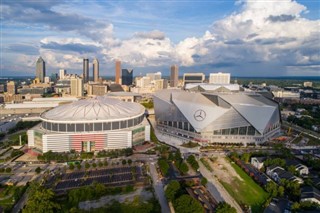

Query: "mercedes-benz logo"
<box><xmin>194</xmin><ymin>109</ymin><xmax>206</xmax><ymax>121</ymax></box>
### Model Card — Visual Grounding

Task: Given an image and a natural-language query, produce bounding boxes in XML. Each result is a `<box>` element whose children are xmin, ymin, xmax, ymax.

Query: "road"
<box><xmin>198</xmin><ymin>161</ymin><xmax>243</xmax><ymax>213</ymax></box>
<box><xmin>11</xmin><ymin>190</ymin><xmax>28</xmax><ymax>213</ymax></box>
<box><xmin>149</xmin><ymin>162</ymin><xmax>170</xmax><ymax>213</ymax></box>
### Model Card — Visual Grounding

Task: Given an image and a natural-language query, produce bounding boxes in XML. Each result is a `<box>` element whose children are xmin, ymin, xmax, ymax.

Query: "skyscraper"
<box><xmin>59</xmin><ymin>69</ymin><xmax>66</xmax><ymax>80</ymax></box>
<box><xmin>36</xmin><ymin>56</ymin><xmax>46</xmax><ymax>83</ymax></box>
<box><xmin>83</xmin><ymin>58</ymin><xmax>89</xmax><ymax>83</ymax></box>
<box><xmin>93</xmin><ymin>58</ymin><xmax>99</xmax><ymax>82</ymax></box>
<box><xmin>170</xmin><ymin>65</ymin><xmax>178</xmax><ymax>87</ymax></box>
<box><xmin>121</xmin><ymin>69</ymin><xmax>133</xmax><ymax>86</ymax></box>
<box><xmin>115</xmin><ymin>60</ymin><xmax>121</xmax><ymax>84</ymax></box>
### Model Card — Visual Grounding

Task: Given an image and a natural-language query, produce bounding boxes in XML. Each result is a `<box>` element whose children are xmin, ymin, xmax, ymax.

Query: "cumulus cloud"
<box><xmin>134</xmin><ymin>30</ymin><xmax>166</xmax><ymax>40</ymax></box>
<box><xmin>1</xmin><ymin>1</ymin><xmax>114</xmax><ymax>45</ymax></box>
<box><xmin>172</xmin><ymin>0</ymin><xmax>319</xmax><ymax>75</ymax></box>
<box><xmin>5</xmin><ymin>44</ymin><xmax>39</xmax><ymax>55</ymax></box>
<box><xmin>2</xmin><ymin>0</ymin><xmax>319</xmax><ymax>76</ymax></box>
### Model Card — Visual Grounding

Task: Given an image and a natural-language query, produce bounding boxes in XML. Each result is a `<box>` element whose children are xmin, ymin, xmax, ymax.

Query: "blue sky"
<box><xmin>1</xmin><ymin>0</ymin><xmax>320</xmax><ymax>77</ymax></box>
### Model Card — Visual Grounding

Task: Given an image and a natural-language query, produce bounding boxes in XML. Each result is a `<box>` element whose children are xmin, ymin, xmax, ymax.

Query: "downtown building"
<box><xmin>153</xmin><ymin>90</ymin><xmax>281</xmax><ymax>145</ymax></box>
<box><xmin>36</xmin><ymin>56</ymin><xmax>46</xmax><ymax>83</ymax></box>
<box><xmin>27</xmin><ymin>96</ymin><xmax>150</xmax><ymax>153</ymax></box>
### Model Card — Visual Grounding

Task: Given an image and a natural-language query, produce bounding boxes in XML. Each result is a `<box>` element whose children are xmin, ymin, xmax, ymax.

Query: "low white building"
<box><xmin>250</xmin><ymin>157</ymin><xmax>266</xmax><ymax>170</ymax></box>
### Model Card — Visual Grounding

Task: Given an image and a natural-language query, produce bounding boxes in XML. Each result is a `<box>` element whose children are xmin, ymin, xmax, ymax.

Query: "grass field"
<box><xmin>220</xmin><ymin>160</ymin><xmax>269</xmax><ymax>213</ymax></box>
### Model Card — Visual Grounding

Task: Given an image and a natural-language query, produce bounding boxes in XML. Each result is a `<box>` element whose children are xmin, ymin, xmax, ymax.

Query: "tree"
<box><xmin>122</xmin><ymin>159</ymin><xmax>127</xmax><ymax>165</ymax></box>
<box><xmin>158</xmin><ymin>159</ymin><xmax>169</xmax><ymax>176</ymax></box>
<box><xmin>179</xmin><ymin>162</ymin><xmax>189</xmax><ymax>174</ymax></box>
<box><xmin>187</xmin><ymin>155</ymin><xmax>199</xmax><ymax>171</ymax></box>
<box><xmin>165</xmin><ymin>180</ymin><xmax>181</xmax><ymax>201</ymax></box>
<box><xmin>241</xmin><ymin>153</ymin><xmax>251</xmax><ymax>163</ymax></box>
<box><xmin>85</xmin><ymin>162</ymin><xmax>90</xmax><ymax>169</ymax></box>
<box><xmin>173</xmin><ymin>194</ymin><xmax>203</xmax><ymax>213</ymax></box>
<box><xmin>265</xmin><ymin>182</ymin><xmax>278</xmax><ymax>197</ymax></box>
<box><xmin>76</xmin><ymin>164</ymin><xmax>81</xmax><ymax>170</ymax></box>
<box><xmin>92</xmin><ymin>162</ymin><xmax>97</xmax><ymax>168</ymax></box>
<box><xmin>23</xmin><ymin>183</ymin><xmax>60</xmax><ymax>213</ymax></box>
<box><xmin>35</xmin><ymin>167</ymin><xmax>41</xmax><ymax>174</ymax></box>
<box><xmin>104</xmin><ymin>161</ymin><xmax>108</xmax><ymax>167</ymax></box>
<box><xmin>278</xmin><ymin>186</ymin><xmax>285</xmax><ymax>197</ymax></box>
<box><xmin>201</xmin><ymin>177</ymin><xmax>208</xmax><ymax>186</ymax></box>
<box><xmin>5</xmin><ymin>167</ymin><xmax>12</xmax><ymax>173</ymax></box>
<box><xmin>215</xmin><ymin>202</ymin><xmax>237</xmax><ymax>213</ymax></box>
<box><xmin>98</xmin><ymin>161</ymin><xmax>103</xmax><ymax>167</ymax></box>
<box><xmin>69</xmin><ymin>164</ymin><xmax>74</xmax><ymax>170</ymax></box>
<box><xmin>128</xmin><ymin>159</ymin><xmax>132</xmax><ymax>165</ymax></box>
<box><xmin>288</xmin><ymin>165</ymin><xmax>296</xmax><ymax>174</ymax></box>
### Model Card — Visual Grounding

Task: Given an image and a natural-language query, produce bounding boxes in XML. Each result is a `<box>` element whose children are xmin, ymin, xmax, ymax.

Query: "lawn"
<box><xmin>220</xmin><ymin>161</ymin><xmax>269</xmax><ymax>213</ymax></box>
<box><xmin>181</xmin><ymin>141</ymin><xmax>199</xmax><ymax>148</ymax></box>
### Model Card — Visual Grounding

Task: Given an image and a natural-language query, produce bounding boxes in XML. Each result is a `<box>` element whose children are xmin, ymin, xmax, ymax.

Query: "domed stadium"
<box><xmin>28</xmin><ymin>97</ymin><xmax>150</xmax><ymax>153</ymax></box>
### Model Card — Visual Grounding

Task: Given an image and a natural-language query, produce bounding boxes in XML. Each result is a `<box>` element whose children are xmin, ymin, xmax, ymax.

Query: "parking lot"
<box><xmin>54</xmin><ymin>166</ymin><xmax>144</xmax><ymax>192</ymax></box>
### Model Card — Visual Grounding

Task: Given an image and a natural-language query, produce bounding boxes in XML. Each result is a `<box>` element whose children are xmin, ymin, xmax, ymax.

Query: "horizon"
<box><xmin>1</xmin><ymin>0</ymin><xmax>320</xmax><ymax>77</ymax></box>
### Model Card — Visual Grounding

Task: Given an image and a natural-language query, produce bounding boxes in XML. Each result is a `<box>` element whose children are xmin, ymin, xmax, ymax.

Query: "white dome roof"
<box><xmin>41</xmin><ymin>96</ymin><xmax>145</xmax><ymax>122</ymax></box>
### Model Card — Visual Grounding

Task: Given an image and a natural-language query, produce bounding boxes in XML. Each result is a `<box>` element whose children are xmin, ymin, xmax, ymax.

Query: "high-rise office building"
<box><xmin>183</xmin><ymin>73</ymin><xmax>205</xmax><ymax>86</ymax></box>
<box><xmin>115</xmin><ymin>60</ymin><xmax>121</xmax><ymax>84</ymax></box>
<box><xmin>93</xmin><ymin>58</ymin><xmax>99</xmax><ymax>82</ymax></box>
<box><xmin>36</xmin><ymin>56</ymin><xmax>46</xmax><ymax>82</ymax></box>
<box><xmin>83</xmin><ymin>58</ymin><xmax>89</xmax><ymax>83</ymax></box>
<box><xmin>121</xmin><ymin>69</ymin><xmax>133</xmax><ymax>86</ymax></box>
<box><xmin>146</xmin><ymin>72</ymin><xmax>162</xmax><ymax>81</ymax></box>
<box><xmin>7</xmin><ymin>81</ymin><xmax>16</xmax><ymax>95</ymax></box>
<box><xmin>170</xmin><ymin>65</ymin><xmax>178</xmax><ymax>87</ymax></box>
<box><xmin>44</xmin><ymin>77</ymin><xmax>50</xmax><ymax>83</ymax></box>
<box><xmin>59</xmin><ymin>69</ymin><xmax>66</xmax><ymax>80</ymax></box>
<box><xmin>70</xmin><ymin>77</ymin><xmax>84</xmax><ymax>97</ymax></box>
<box><xmin>50</xmin><ymin>73</ymin><xmax>58</xmax><ymax>83</ymax></box>
<box><xmin>209</xmin><ymin>72</ymin><xmax>231</xmax><ymax>84</ymax></box>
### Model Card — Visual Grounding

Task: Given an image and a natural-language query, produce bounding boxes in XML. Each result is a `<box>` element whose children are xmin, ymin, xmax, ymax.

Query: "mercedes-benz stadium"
<box><xmin>153</xmin><ymin>90</ymin><xmax>281</xmax><ymax>145</ymax></box>
<box><xmin>28</xmin><ymin>96</ymin><xmax>150</xmax><ymax>153</ymax></box>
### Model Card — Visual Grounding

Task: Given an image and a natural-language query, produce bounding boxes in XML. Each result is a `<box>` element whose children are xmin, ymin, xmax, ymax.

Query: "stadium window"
<box><xmin>59</xmin><ymin>123</ymin><xmax>66</xmax><ymax>132</ymax></box>
<box><xmin>76</xmin><ymin>123</ymin><xmax>84</xmax><ymax>132</ymax></box>
<box><xmin>247</xmin><ymin>126</ymin><xmax>255</xmax><ymax>135</ymax></box>
<box><xmin>94</xmin><ymin>123</ymin><xmax>103</xmax><ymax>131</ymax></box>
<box><xmin>239</xmin><ymin>127</ymin><xmax>247</xmax><ymax>135</ymax></box>
<box><xmin>103</xmin><ymin>122</ymin><xmax>111</xmax><ymax>130</ymax></box>
<box><xmin>230</xmin><ymin>128</ymin><xmax>239</xmax><ymax>135</ymax></box>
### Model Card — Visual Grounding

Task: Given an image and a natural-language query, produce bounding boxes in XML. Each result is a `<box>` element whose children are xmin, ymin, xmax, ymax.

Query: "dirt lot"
<box><xmin>207</xmin><ymin>157</ymin><xmax>243</xmax><ymax>184</ymax></box>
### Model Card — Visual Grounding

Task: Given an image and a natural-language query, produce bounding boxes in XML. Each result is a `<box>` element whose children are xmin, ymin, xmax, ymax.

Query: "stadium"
<box><xmin>27</xmin><ymin>96</ymin><xmax>150</xmax><ymax>153</ymax></box>
<box><xmin>153</xmin><ymin>90</ymin><xmax>281</xmax><ymax>145</ymax></box>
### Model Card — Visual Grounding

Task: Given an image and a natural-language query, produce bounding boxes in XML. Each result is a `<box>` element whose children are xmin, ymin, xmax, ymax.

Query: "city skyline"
<box><xmin>1</xmin><ymin>0</ymin><xmax>320</xmax><ymax>77</ymax></box>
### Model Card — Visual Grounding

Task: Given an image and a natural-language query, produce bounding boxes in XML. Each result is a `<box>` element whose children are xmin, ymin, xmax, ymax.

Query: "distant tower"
<box><xmin>70</xmin><ymin>77</ymin><xmax>84</xmax><ymax>97</ymax></box>
<box><xmin>83</xmin><ymin>58</ymin><xmax>89</xmax><ymax>83</ymax></box>
<box><xmin>209</xmin><ymin>72</ymin><xmax>230</xmax><ymax>84</ymax></box>
<box><xmin>36</xmin><ymin>56</ymin><xmax>46</xmax><ymax>83</ymax></box>
<box><xmin>93</xmin><ymin>58</ymin><xmax>99</xmax><ymax>83</ymax></box>
<box><xmin>121</xmin><ymin>69</ymin><xmax>133</xmax><ymax>86</ymax></box>
<box><xmin>115</xmin><ymin>60</ymin><xmax>121</xmax><ymax>84</ymax></box>
<box><xmin>59</xmin><ymin>69</ymin><xmax>66</xmax><ymax>80</ymax></box>
<box><xmin>170</xmin><ymin>65</ymin><xmax>179</xmax><ymax>87</ymax></box>
<box><xmin>6</xmin><ymin>81</ymin><xmax>16</xmax><ymax>95</ymax></box>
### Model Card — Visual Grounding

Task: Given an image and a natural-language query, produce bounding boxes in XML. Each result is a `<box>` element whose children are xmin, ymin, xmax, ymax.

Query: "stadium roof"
<box><xmin>41</xmin><ymin>96</ymin><xmax>144</xmax><ymax>122</ymax></box>
<box><xmin>154</xmin><ymin>90</ymin><xmax>279</xmax><ymax>133</ymax></box>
